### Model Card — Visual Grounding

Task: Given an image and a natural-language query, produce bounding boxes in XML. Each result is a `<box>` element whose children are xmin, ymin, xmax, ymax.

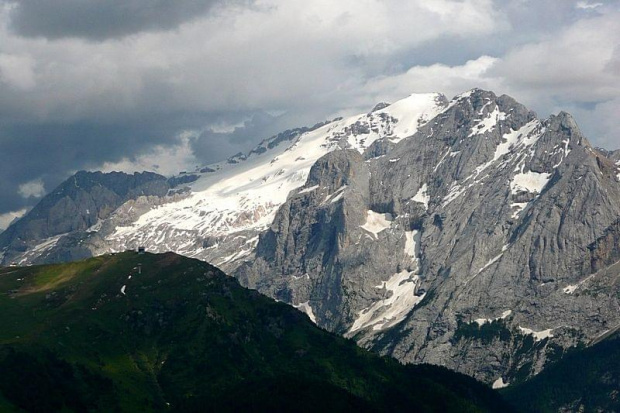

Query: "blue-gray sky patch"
<box><xmin>7</xmin><ymin>0</ymin><xmax>249</xmax><ymax>40</ymax></box>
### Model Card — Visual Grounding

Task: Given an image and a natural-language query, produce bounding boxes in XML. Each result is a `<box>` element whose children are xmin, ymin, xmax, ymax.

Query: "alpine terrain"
<box><xmin>502</xmin><ymin>330</ymin><xmax>620</xmax><ymax>412</ymax></box>
<box><xmin>2</xmin><ymin>89</ymin><xmax>620</xmax><ymax>387</ymax></box>
<box><xmin>0</xmin><ymin>252</ymin><xmax>510</xmax><ymax>412</ymax></box>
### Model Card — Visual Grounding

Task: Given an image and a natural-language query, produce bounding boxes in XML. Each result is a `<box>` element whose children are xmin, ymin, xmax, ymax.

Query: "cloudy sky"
<box><xmin>0</xmin><ymin>0</ymin><xmax>619</xmax><ymax>228</ymax></box>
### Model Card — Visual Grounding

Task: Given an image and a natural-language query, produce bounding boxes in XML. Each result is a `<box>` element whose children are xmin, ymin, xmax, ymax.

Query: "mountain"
<box><xmin>0</xmin><ymin>93</ymin><xmax>448</xmax><ymax>269</ymax></box>
<box><xmin>3</xmin><ymin>89</ymin><xmax>620</xmax><ymax>387</ymax></box>
<box><xmin>0</xmin><ymin>171</ymin><xmax>170</xmax><ymax>265</ymax></box>
<box><xmin>240</xmin><ymin>90</ymin><xmax>620</xmax><ymax>385</ymax></box>
<box><xmin>0</xmin><ymin>252</ymin><xmax>510</xmax><ymax>412</ymax></box>
<box><xmin>502</xmin><ymin>333</ymin><xmax>620</xmax><ymax>412</ymax></box>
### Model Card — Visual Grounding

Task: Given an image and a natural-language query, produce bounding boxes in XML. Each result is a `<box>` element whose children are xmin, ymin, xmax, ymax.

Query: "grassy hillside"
<box><xmin>0</xmin><ymin>252</ymin><xmax>510</xmax><ymax>412</ymax></box>
<box><xmin>502</xmin><ymin>333</ymin><xmax>620</xmax><ymax>412</ymax></box>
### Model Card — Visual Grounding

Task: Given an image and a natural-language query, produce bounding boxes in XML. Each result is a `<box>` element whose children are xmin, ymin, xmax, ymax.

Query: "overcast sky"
<box><xmin>0</xmin><ymin>0</ymin><xmax>619</xmax><ymax>228</ymax></box>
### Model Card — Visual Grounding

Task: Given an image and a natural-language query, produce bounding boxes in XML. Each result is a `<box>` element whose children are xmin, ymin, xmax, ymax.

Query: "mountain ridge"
<box><xmin>2</xmin><ymin>88</ymin><xmax>619</xmax><ymax>387</ymax></box>
<box><xmin>0</xmin><ymin>251</ymin><xmax>511</xmax><ymax>412</ymax></box>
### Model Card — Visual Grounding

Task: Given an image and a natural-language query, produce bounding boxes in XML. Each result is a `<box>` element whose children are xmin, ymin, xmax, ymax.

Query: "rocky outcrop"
<box><xmin>0</xmin><ymin>171</ymin><xmax>169</xmax><ymax>265</ymax></box>
<box><xmin>238</xmin><ymin>150</ymin><xmax>375</xmax><ymax>330</ymax></box>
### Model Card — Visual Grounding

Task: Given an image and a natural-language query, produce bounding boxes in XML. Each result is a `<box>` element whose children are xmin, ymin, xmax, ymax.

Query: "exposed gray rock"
<box><xmin>0</xmin><ymin>171</ymin><xmax>169</xmax><ymax>265</ymax></box>
<box><xmin>238</xmin><ymin>149</ymin><xmax>376</xmax><ymax>330</ymax></box>
<box><xmin>235</xmin><ymin>89</ymin><xmax>620</xmax><ymax>385</ymax></box>
<box><xmin>5</xmin><ymin>89</ymin><xmax>620</xmax><ymax>387</ymax></box>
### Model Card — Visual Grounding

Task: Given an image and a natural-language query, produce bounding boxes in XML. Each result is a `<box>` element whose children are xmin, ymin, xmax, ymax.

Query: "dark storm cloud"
<box><xmin>0</xmin><ymin>112</ymin><xmax>216</xmax><ymax>214</ymax></box>
<box><xmin>7</xmin><ymin>0</ymin><xmax>245</xmax><ymax>40</ymax></box>
<box><xmin>0</xmin><ymin>107</ymin><xmax>291</xmax><ymax>216</ymax></box>
<box><xmin>0</xmin><ymin>0</ymin><xmax>617</xmax><ymax>217</ymax></box>
<box><xmin>190</xmin><ymin>111</ymin><xmax>298</xmax><ymax>162</ymax></box>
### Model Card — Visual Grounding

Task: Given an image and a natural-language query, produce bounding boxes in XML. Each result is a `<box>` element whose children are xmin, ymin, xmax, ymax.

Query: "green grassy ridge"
<box><xmin>0</xmin><ymin>252</ymin><xmax>511</xmax><ymax>412</ymax></box>
<box><xmin>502</xmin><ymin>333</ymin><xmax>620</xmax><ymax>413</ymax></box>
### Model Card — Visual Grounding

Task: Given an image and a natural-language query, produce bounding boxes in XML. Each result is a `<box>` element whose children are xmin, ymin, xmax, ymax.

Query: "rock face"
<box><xmin>237</xmin><ymin>149</ymin><xmax>377</xmax><ymax>331</ymax></box>
<box><xmin>238</xmin><ymin>89</ymin><xmax>620</xmax><ymax>385</ymax></box>
<box><xmin>4</xmin><ymin>89</ymin><xmax>620</xmax><ymax>386</ymax></box>
<box><xmin>0</xmin><ymin>171</ymin><xmax>169</xmax><ymax>264</ymax></box>
<box><xmin>0</xmin><ymin>252</ymin><xmax>512</xmax><ymax>413</ymax></box>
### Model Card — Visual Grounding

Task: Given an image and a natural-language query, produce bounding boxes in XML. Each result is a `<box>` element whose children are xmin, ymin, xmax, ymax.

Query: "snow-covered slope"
<box><xmin>82</xmin><ymin>93</ymin><xmax>449</xmax><ymax>267</ymax></box>
<box><xmin>0</xmin><ymin>92</ymin><xmax>449</xmax><ymax>268</ymax></box>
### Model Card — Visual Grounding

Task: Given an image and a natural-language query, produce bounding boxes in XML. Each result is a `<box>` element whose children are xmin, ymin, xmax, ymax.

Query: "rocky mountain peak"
<box><xmin>305</xmin><ymin>149</ymin><xmax>367</xmax><ymax>190</ymax></box>
<box><xmin>233</xmin><ymin>89</ymin><xmax>620</xmax><ymax>385</ymax></box>
<box><xmin>0</xmin><ymin>170</ymin><xmax>169</xmax><ymax>265</ymax></box>
<box><xmin>370</xmin><ymin>102</ymin><xmax>391</xmax><ymax>113</ymax></box>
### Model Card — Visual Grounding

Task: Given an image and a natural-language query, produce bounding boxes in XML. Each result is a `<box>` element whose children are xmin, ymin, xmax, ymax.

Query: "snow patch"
<box><xmin>492</xmin><ymin>378</ymin><xmax>509</xmax><ymax>389</ymax></box>
<box><xmin>294</xmin><ymin>301</ymin><xmax>317</xmax><ymax>324</ymax></box>
<box><xmin>433</xmin><ymin>148</ymin><xmax>451</xmax><ymax>173</ymax></box>
<box><xmin>510</xmin><ymin>202</ymin><xmax>528</xmax><ymax>219</ymax></box>
<box><xmin>346</xmin><ymin>93</ymin><xmax>448</xmax><ymax>150</ymax></box>
<box><xmin>454</xmin><ymin>89</ymin><xmax>475</xmax><ymax>100</ymax></box>
<box><xmin>518</xmin><ymin>326</ymin><xmax>553</xmax><ymax>341</ymax></box>
<box><xmin>15</xmin><ymin>233</ymin><xmax>67</xmax><ymax>265</ymax></box>
<box><xmin>511</xmin><ymin>171</ymin><xmax>551</xmax><ymax>194</ymax></box>
<box><xmin>217</xmin><ymin>248</ymin><xmax>253</xmax><ymax>266</ymax></box>
<box><xmin>329</xmin><ymin>192</ymin><xmax>344</xmax><ymax>204</ymax></box>
<box><xmin>348</xmin><ymin>270</ymin><xmax>424</xmax><ymax>334</ymax></box>
<box><xmin>553</xmin><ymin>139</ymin><xmax>572</xmax><ymax>168</ymax></box>
<box><xmin>323</xmin><ymin>185</ymin><xmax>347</xmax><ymax>204</ymax></box>
<box><xmin>468</xmin><ymin>106</ymin><xmax>506</xmax><ymax>137</ymax></box>
<box><xmin>563</xmin><ymin>284</ymin><xmax>578</xmax><ymax>294</ymax></box>
<box><xmin>86</xmin><ymin>219</ymin><xmax>103</xmax><ymax>233</ymax></box>
<box><xmin>494</xmin><ymin>120</ymin><xmax>542</xmax><ymax>162</ymax></box>
<box><xmin>120</xmin><ymin>285</ymin><xmax>126</xmax><ymax>295</ymax></box>
<box><xmin>361</xmin><ymin>211</ymin><xmax>393</xmax><ymax>239</ymax></box>
<box><xmin>474</xmin><ymin>310</ymin><xmax>512</xmax><ymax>326</ymax></box>
<box><xmin>404</xmin><ymin>230</ymin><xmax>420</xmax><ymax>258</ymax></box>
<box><xmin>375</xmin><ymin>93</ymin><xmax>448</xmax><ymax>142</ymax></box>
<box><xmin>411</xmin><ymin>184</ymin><xmax>430</xmax><ymax>210</ymax></box>
<box><xmin>442</xmin><ymin>181</ymin><xmax>470</xmax><ymax>207</ymax></box>
<box><xmin>467</xmin><ymin>120</ymin><xmax>545</xmax><ymax>185</ymax></box>
<box><xmin>298</xmin><ymin>185</ymin><xmax>320</xmax><ymax>194</ymax></box>
<box><xmin>441</xmin><ymin>121</ymin><xmax>545</xmax><ymax>208</ymax></box>
<box><xmin>477</xmin><ymin>253</ymin><xmax>504</xmax><ymax>275</ymax></box>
